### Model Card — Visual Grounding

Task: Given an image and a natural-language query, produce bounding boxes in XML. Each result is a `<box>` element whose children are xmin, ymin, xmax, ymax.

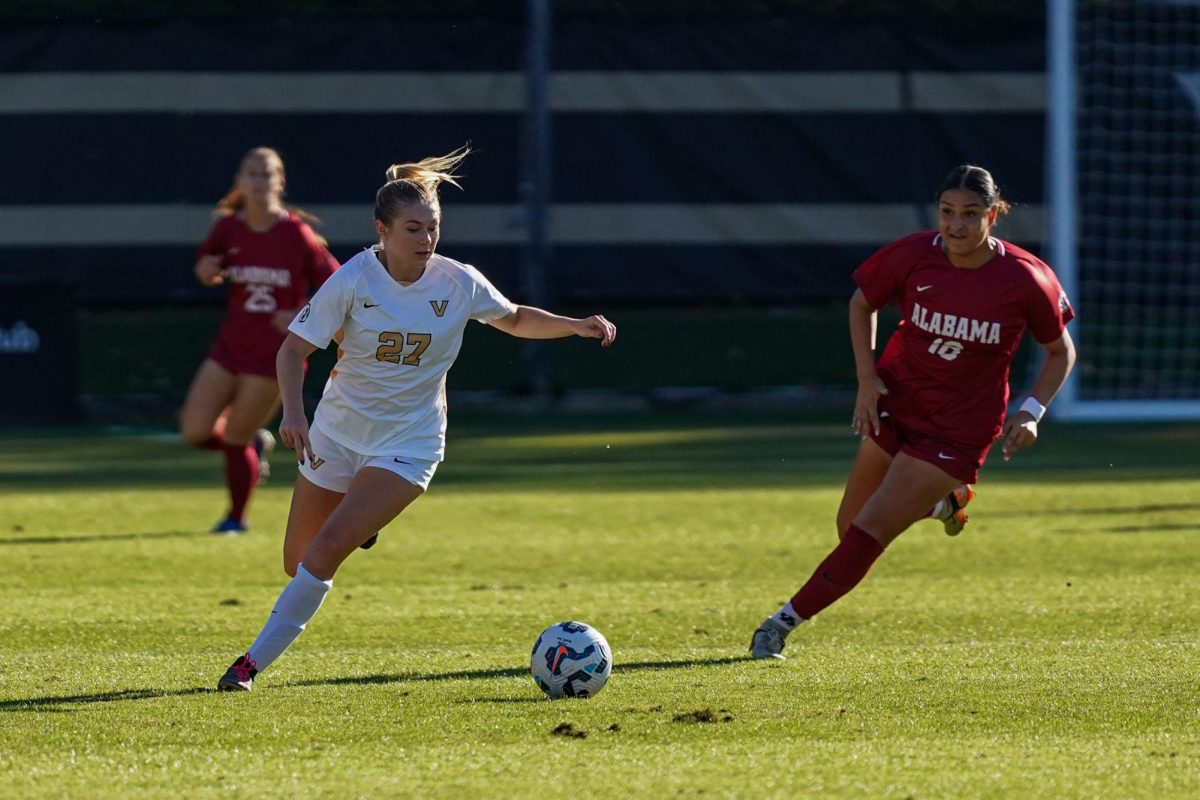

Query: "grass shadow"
<box><xmin>1053</xmin><ymin>523</ymin><xmax>1199</xmax><ymax>534</ymax></box>
<box><xmin>0</xmin><ymin>530</ymin><xmax>198</xmax><ymax>546</ymax></box>
<box><xmin>988</xmin><ymin>502</ymin><xmax>1200</xmax><ymax>518</ymax></box>
<box><xmin>458</xmin><ymin>697</ymin><xmax>548</xmax><ymax>704</ymax></box>
<box><xmin>0</xmin><ymin>658</ymin><xmax>753</xmax><ymax>712</ymax></box>
<box><xmin>0</xmin><ymin>686</ymin><xmax>212</xmax><ymax>713</ymax></box>
<box><xmin>281</xmin><ymin>655</ymin><xmax>750</xmax><ymax>691</ymax></box>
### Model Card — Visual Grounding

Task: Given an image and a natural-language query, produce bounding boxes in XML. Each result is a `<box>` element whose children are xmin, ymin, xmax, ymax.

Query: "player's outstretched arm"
<box><xmin>489</xmin><ymin>306</ymin><xmax>616</xmax><ymax>347</ymax></box>
<box><xmin>1001</xmin><ymin>329</ymin><xmax>1076</xmax><ymax>461</ymax></box>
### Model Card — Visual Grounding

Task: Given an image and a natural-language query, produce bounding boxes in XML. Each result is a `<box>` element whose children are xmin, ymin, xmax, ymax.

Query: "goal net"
<box><xmin>1047</xmin><ymin>0</ymin><xmax>1200</xmax><ymax>420</ymax></box>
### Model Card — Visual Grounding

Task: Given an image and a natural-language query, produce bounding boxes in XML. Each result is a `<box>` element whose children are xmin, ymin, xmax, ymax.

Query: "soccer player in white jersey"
<box><xmin>217</xmin><ymin>146</ymin><xmax>616</xmax><ymax>691</ymax></box>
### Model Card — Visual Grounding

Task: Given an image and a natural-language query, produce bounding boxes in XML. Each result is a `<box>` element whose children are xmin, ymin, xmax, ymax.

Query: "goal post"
<box><xmin>1046</xmin><ymin>0</ymin><xmax>1200</xmax><ymax>421</ymax></box>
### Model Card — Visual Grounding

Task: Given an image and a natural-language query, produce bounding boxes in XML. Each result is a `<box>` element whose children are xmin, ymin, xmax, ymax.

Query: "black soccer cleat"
<box><xmin>217</xmin><ymin>653</ymin><xmax>258</xmax><ymax>692</ymax></box>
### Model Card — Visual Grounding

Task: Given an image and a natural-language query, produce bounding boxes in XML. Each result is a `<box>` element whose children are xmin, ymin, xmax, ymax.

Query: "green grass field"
<box><xmin>1</xmin><ymin>411</ymin><xmax>1197</xmax><ymax>798</ymax></box>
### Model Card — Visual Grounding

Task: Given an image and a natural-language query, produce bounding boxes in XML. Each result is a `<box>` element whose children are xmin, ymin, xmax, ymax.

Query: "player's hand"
<box><xmin>852</xmin><ymin>375</ymin><xmax>889</xmax><ymax>439</ymax></box>
<box><xmin>278</xmin><ymin>409</ymin><xmax>315</xmax><ymax>465</ymax></box>
<box><xmin>270</xmin><ymin>309</ymin><xmax>296</xmax><ymax>334</ymax></box>
<box><xmin>1000</xmin><ymin>411</ymin><xmax>1038</xmax><ymax>461</ymax></box>
<box><xmin>572</xmin><ymin>315</ymin><xmax>617</xmax><ymax>347</ymax></box>
<box><xmin>194</xmin><ymin>254</ymin><xmax>226</xmax><ymax>286</ymax></box>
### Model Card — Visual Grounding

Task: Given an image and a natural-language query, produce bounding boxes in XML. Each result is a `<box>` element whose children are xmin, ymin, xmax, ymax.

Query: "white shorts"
<box><xmin>301</xmin><ymin>423</ymin><xmax>439</xmax><ymax>493</ymax></box>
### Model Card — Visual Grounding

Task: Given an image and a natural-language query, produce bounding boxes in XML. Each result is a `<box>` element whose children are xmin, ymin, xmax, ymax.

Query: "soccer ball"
<box><xmin>530</xmin><ymin>621</ymin><xmax>612</xmax><ymax>700</ymax></box>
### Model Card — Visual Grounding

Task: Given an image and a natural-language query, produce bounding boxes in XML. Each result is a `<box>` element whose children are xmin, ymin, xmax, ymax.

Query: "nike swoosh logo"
<box><xmin>393</xmin><ymin>458</ymin><xmax>409</xmax><ymax>464</ymax></box>
<box><xmin>937</xmin><ymin>452</ymin><xmax>955</xmax><ymax>460</ymax></box>
<box><xmin>821</xmin><ymin>570</ymin><xmax>849</xmax><ymax>588</ymax></box>
<box><xmin>917</xmin><ymin>285</ymin><xmax>933</xmax><ymax>292</ymax></box>
<box><xmin>364</xmin><ymin>302</ymin><xmax>380</xmax><ymax>308</ymax></box>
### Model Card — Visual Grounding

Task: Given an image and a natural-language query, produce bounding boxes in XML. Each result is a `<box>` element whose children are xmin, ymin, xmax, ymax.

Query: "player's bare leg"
<box><xmin>206</xmin><ymin>375</ymin><xmax>280</xmax><ymax>533</ymax></box>
<box><xmin>225</xmin><ymin>374</ymin><xmax>281</xmax><ymax>482</ymax></box>
<box><xmin>282</xmin><ymin>475</ymin><xmax>345</xmax><ymax>577</ymax></box>
<box><xmin>300</xmin><ymin>467</ymin><xmax>424</xmax><ymax>580</ymax></box>
<box><xmin>179</xmin><ymin>359</ymin><xmax>236</xmax><ymax>447</ymax></box>
<box><xmin>835</xmin><ymin>437</ymin><xmax>893</xmax><ymax>538</ymax></box>
<box><xmin>753</xmin><ymin>439</ymin><xmax>893</xmax><ymax>658</ymax></box>
<box><xmin>222</xmin><ymin>375</ymin><xmax>280</xmax><ymax>446</ymax></box>
<box><xmin>219</xmin><ymin>468</ymin><xmax>424</xmax><ymax>690</ymax></box>
<box><xmin>842</xmin><ymin>436</ymin><xmax>974</xmax><ymax>536</ymax></box>
<box><xmin>854</xmin><ymin>454</ymin><xmax>962</xmax><ymax>547</ymax></box>
<box><xmin>752</xmin><ymin>437</ymin><xmax>894</xmax><ymax>659</ymax></box>
<box><xmin>752</xmin><ymin>454</ymin><xmax>960</xmax><ymax>660</ymax></box>
<box><xmin>180</xmin><ymin>360</ymin><xmax>245</xmax><ymax>532</ymax></box>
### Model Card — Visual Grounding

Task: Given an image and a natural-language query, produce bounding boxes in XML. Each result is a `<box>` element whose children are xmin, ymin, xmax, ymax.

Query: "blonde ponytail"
<box><xmin>214</xmin><ymin>187</ymin><xmax>246</xmax><ymax>217</ymax></box>
<box><xmin>375</xmin><ymin>144</ymin><xmax>471</xmax><ymax>225</ymax></box>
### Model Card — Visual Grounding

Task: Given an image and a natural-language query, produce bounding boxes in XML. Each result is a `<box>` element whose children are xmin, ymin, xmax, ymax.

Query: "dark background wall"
<box><xmin>0</xmin><ymin>6</ymin><xmax>1046</xmax><ymax>309</ymax></box>
<box><xmin>0</xmin><ymin>3</ymin><xmax>1050</xmax><ymax>414</ymax></box>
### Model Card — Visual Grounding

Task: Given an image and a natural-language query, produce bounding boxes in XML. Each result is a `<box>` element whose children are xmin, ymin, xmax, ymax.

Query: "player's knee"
<box><xmin>283</xmin><ymin>546</ymin><xmax>303</xmax><ymax>578</ymax></box>
<box><xmin>180</xmin><ymin>422</ymin><xmax>211</xmax><ymax>447</ymax></box>
<box><xmin>835</xmin><ymin>512</ymin><xmax>853</xmax><ymax>540</ymax></box>
<box><xmin>299</xmin><ymin>538</ymin><xmax>347</xmax><ymax>582</ymax></box>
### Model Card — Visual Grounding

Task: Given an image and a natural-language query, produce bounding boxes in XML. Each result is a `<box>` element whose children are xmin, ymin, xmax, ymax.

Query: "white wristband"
<box><xmin>1018</xmin><ymin>397</ymin><xmax>1047</xmax><ymax>423</ymax></box>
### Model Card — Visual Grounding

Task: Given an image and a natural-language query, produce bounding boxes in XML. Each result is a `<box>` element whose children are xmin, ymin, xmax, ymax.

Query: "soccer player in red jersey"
<box><xmin>749</xmin><ymin>165</ymin><xmax>1076</xmax><ymax>659</ymax></box>
<box><xmin>179</xmin><ymin>147</ymin><xmax>340</xmax><ymax>534</ymax></box>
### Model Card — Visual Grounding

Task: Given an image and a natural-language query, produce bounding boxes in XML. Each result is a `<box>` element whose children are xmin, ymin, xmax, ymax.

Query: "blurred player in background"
<box><xmin>216</xmin><ymin>145</ymin><xmax>617</xmax><ymax>691</ymax></box>
<box><xmin>179</xmin><ymin>147</ymin><xmax>340</xmax><ymax>535</ymax></box>
<box><xmin>750</xmin><ymin>164</ymin><xmax>1076</xmax><ymax>659</ymax></box>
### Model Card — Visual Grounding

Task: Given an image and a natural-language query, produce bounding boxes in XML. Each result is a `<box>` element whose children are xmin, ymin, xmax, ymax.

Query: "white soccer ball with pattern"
<box><xmin>530</xmin><ymin>621</ymin><xmax>612</xmax><ymax>700</ymax></box>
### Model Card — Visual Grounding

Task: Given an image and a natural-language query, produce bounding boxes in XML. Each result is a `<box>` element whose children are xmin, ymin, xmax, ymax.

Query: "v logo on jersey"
<box><xmin>429</xmin><ymin>299</ymin><xmax>449</xmax><ymax>317</ymax></box>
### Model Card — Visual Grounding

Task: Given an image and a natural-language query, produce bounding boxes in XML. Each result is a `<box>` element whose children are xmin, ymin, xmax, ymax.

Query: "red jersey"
<box><xmin>198</xmin><ymin>213</ymin><xmax>340</xmax><ymax>376</ymax></box>
<box><xmin>853</xmin><ymin>232</ymin><xmax>1074</xmax><ymax>447</ymax></box>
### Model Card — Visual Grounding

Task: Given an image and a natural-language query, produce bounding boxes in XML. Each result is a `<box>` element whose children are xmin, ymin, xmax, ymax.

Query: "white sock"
<box><xmin>769</xmin><ymin>602</ymin><xmax>805</xmax><ymax>633</ymax></box>
<box><xmin>929</xmin><ymin>497</ymin><xmax>948</xmax><ymax>520</ymax></box>
<box><xmin>245</xmin><ymin>563</ymin><xmax>332</xmax><ymax>672</ymax></box>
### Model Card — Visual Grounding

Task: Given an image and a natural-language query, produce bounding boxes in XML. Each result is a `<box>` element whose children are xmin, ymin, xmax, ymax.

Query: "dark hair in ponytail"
<box><xmin>936</xmin><ymin>164</ymin><xmax>1011</xmax><ymax>217</ymax></box>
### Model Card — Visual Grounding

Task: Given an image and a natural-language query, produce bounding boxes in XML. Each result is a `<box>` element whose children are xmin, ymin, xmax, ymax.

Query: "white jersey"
<box><xmin>290</xmin><ymin>247</ymin><xmax>516</xmax><ymax>460</ymax></box>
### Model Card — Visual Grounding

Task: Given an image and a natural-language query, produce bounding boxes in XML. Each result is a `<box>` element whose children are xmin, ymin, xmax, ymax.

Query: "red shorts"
<box><xmin>207</xmin><ymin>338</ymin><xmax>279</xmax><ymax>379</ymax></box>
<box><xmin>869</xmin><ymin>412</ymin><xmax>992</xmax><ymax>484</ymax></box>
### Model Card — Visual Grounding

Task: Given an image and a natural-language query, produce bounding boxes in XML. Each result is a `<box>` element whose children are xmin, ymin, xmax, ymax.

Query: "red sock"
<box><xmin>788</xmin><ymin>524</ymin><xmax>885</xmax><ymax>621</ymax></box>
<box><xmin>222</xmin><ymin>443</ymin><xmax>260</xmax><ymax>523</ymax></box>
<box><xmin>195</xmin><ymin>435</ymin><xmax>223</xmax><ymax>451</ymax></box>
